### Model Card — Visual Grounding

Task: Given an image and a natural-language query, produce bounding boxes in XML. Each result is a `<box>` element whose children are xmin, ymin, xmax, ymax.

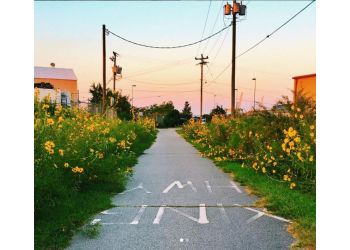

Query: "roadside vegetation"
<box><xmin>34</xmin><ymin>89</ymin><xmax>157</xmax><ymax>250</ymax></box>
<box><xmin>179</xmin><ymin>95</ymin><xmax>316</xmax><ymax>249</ymax></box>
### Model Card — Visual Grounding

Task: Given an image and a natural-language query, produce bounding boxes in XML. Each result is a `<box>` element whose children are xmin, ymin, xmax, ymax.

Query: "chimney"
<box><xmin>50</xmin><ymin>62</ymin><xmax>55</xmax><ymax>68</ymax></box>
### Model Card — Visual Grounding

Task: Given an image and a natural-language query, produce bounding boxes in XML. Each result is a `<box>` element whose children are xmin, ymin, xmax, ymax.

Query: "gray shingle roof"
<box><xmin>34</xmin><ymin>66</ymin><xmax>77</xmax><ymax>80</ymax></box>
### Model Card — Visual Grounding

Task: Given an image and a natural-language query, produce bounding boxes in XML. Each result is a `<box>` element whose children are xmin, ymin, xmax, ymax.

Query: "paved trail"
<box><xmin>68</xmin><ymin>129</ymin><xmax>293</xmax><ymax>250</ymax></box>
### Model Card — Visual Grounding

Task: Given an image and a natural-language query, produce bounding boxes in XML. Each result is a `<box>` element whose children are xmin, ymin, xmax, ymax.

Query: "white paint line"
<box><xmin>246</xmin><ymin>211</ymin><xmax>265</xmax><ymax>224</ymax></box>
<box><xmin>162</xmin><ymin>181</ymin><xmax>197</xmax><ymax>193</ymax></box>
<box><xmin>199</xmin><ymin>204</ymin><xmax>209</xmax><ymax>224</ymax></box>
<box><xmin>153</xmin><ymin>205</ymin><xmax>166</xmax><ymax>224</ymax></box>
<box><xmin>205</xmin><ymin>181</ymin><xmax>213</xmax><ymax>193</ymax></box>
<box><xmin>91</xmin><ymin>219</ymin><xmax>101</xmax><ymax>225</ymax></box>
<box><xmin>217</xmin><ymin>203</ymin><xmax>230</xmax><ymax>223</ymax></box>
<box><xmin>230</xmin><ymin>181</ymin><xmax>242</xmax><ymax>193</ymax></box>
<box><xmin>130</xmin><ymin>205</ymin><xmax>147</xmax><ymax>225</ymax></box>
<box><xmin>120</xmin><ymin>183</ymin><xmax>152</xmax><ymax>194</ymax></box>
<box><xmin>168</xmin><ymin>207</ymin><xmax>199</xmax><ymax>223</ymax></box>
<box><xmin>244</xmin><ymin>207</ymin><xmax>290</xmax><ymax>223</ymax></box>
<box><xmin>100</xmin><ymin>210</ymin><xmax>119</xmax><ymax>215</ymax></box>
<box><xmin>267</xmin><ymin>214</ymin><xmax>291</xmax><ymax>223</ymax></box>
<box><xmin>154</xmin><ymin>204</ymin><xmax>209</xmax><ymax>224</ymax></box>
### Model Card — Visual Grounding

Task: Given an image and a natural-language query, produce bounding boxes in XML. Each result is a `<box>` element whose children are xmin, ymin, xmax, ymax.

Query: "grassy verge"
<box><xmin>35</xmin><ymin>133</ymin><xmax>156</xmax><ymax>250</ymax></box>
<box><xmin>178</xmin><ymin>129</ymin><xmax>316</xmax><ymax>249</ymax></box>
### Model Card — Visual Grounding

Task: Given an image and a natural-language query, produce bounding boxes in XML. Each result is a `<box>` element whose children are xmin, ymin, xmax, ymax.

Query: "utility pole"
<box><xmin>231</xmin><ymin>0</ymin><xmax>237</xmax><ymax>117</ymax></box>
<box><xmin>252</xmin><ymin>78</ymin><xmax>257</xmax><ymax>110</ymax></box>
<box><xmin>224</xmin><ymin>1</ymin><xmax>246</xmax><ymax>117</ymax></box>
<box><xmin>131</xmin><ymin>84</ymin><xmax>136</xmax><ymax>121</ymax></box>
<box><xmin>102</xmin><ymin>24</ymin><xmax>106</xmax><ymax>113</ymax></box>
<box><xmin>195</xmin><ymin>54</ymin><xmax>209</xmax><ymax>123</ymax></box>
<box><xmin>110</xmin><ymin>51</ymin><xmax>119</xmax><ymax>92</ymax></box>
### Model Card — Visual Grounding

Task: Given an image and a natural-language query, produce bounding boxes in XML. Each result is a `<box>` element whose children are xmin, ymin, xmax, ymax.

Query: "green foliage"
<box><xmin>181</xmin><ymin>101</ymin><xmax>193</xmax><ymax>121</ymax></box>
<box><xmin>34</xmin><ymin>91</ymin><xmax>157</xmax><ymax>249</ymax></box>
<box><xmin>88</xmin><ymin>82</ymin><xmax>132</xmax><ymax>120</ymax></box>
<box><xmin>182</xmin><ymin>95</ymin><xmax>316</xmax><ymax>193</ymax></box>
<box><xmin>163</xmin><ymin>109</ymin><xmax>181</xmax><ymax>127</ymax></box>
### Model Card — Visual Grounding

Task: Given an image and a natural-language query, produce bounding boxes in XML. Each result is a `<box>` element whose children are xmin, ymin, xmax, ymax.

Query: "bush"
<box><xmin>182</xmin><ymin>95</ymin><xmax>316</xmax><ymax>193</ymax></box>
<box><xmin>34</xmin><ymin>89</ymin><xmax>157</xmax><ymax>249</ymax></box>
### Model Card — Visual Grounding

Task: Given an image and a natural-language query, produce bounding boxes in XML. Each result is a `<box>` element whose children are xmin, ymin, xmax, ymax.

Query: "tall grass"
<box><xmin>34</xmin><ymin>89</ymin><xmax>157</xmax><ymax>249</ymax></box>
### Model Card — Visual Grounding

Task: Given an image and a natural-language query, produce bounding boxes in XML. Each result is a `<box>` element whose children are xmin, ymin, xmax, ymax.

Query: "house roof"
<box><xmin>292</xmin><ymin>73</ymin><xmax>316</xmax><ymax>80</ymax></box>
<box><xmin>34</xmin><ymin>66</ymin><xmax>77</xmax><ymax>81</ymax></box>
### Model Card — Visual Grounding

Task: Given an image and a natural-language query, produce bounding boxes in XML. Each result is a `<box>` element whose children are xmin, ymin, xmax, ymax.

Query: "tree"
<box><xmin>88</xmin><ymin>82</ymin><xmax>103</xmax><ymax>104</ymax></box>
<box><xmin>181</xmin><ymin>101</ymin><xmax>192</xmax><ymax>121</ymax></box>
<box><xmin>88</xmin><ymin>83</ymin><xmax>132</xmax><ymax>120</ymax></box>
<box><xmin>163</xmin><ymin>109</ymin><xmax>181</xmax><ymax>127</ymax></box>
<box><xmin>210</xmin><ymin>105</ymin><xmax>226</xmax><ymax>116</ymax></box>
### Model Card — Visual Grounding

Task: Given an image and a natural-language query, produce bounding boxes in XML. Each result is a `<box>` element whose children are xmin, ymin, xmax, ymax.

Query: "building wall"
<box><xmin>293</xmin><ymin>74</ymin><xmax>316</xmax><ymax>103</ymax></box>
<box><xmin>34</xmin><ymin>78</ymin><xmax>78</xmax><ymax>101</ymax></box>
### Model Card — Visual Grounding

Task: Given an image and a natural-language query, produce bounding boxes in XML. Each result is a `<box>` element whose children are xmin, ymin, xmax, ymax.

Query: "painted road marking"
<box><xmin>91</xmin><ymin>219</ymin><xmax>101</xmax><ymax>225</ymax></box>
<box><xmin>229</xmin><ymin>181</ymin><xmax>242</xmax><ymax>193</ymax></box>
<box><xmin>162</xmin><ymin>181</ymin><xmax>197</xmax><ymax>193</ymax></box>
<box><xmin>217</xmin><ymin>203</ymin><xmax>230</xmax><ymax>223</ymax></box>
<box><xmin>120</xmin><ymin>183</ymin><xmax>151</xmax><ymax>195</ymax></box>
<box><xmin>246</xmin><ymin>211</ymin><xmax>265</xmax><ymax>224</ymax></box>
<box><xmin>130</xmin><ymin>205</ymin><xmax>148</xmax><ymax>225</ymax></box>
<box><xmin>153</xmin><ymin>204</ymin><xmax>209</xmax><ymax>224</ymax></box>
<box><xmin>242</xmin><ymin>206</ymin><xmax>291</xmax><ymax>223</ymax></box>
<box><xmin>204</xmin><ymin>181</ymin><xmax>213</xmax><ymax>193</ymax></box>
<box><xmin>210</xmin><ymin>180</ymin><xmax>242</xmax><ymax>193</ymax></box>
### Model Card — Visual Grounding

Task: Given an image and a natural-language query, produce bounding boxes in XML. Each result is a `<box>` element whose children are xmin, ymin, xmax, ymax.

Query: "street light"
<box><xmin>252</xmin><ymin>78</ymin><xmax>256</xmax><ymax>110</ymax></box>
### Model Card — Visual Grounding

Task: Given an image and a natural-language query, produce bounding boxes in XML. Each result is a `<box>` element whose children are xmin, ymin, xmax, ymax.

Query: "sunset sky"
<box><xmin>34</xmin><ymin>1</ymin><xmax>315</xmax><ymax>115</ymax></box>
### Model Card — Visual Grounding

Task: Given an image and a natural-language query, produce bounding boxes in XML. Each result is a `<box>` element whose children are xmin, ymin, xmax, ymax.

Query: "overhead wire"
<box><xmin>202</xmin><ymin>0</ymin><xmax>225</xmax><ymax>54</ymax></box>
<box><xmin>211</xmin><ymin>0</ymin><xmax>316</xmax><ymax>81</ymax></box>
<box><xmin>107</xmin><ymin>23</ymin><xmax>232</xmax><ymax>49</ymax></box>
<box><xmin>196</xmin><ymin>0</ymin><xmax>213</xmax><ymax>56</ymax></box>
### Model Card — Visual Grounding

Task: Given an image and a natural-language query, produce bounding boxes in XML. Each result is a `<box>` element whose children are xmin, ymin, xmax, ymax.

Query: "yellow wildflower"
<box><xmin>310</xmin><ymin>132</ymin><xmax>315</xmax><ymax>137</ymax></box>
<box><xmin>64</xmin><ymin>162</ymin><xmax>69</xmax><ymax>168</ymax></box>
<box><xmin>297</xmin><ymin>108</ymin><xmax>301</xmax><ymax>112</ymax></box>
<box><xmin>42</xmin><ymin>104</ymin><xmax>49</xmax><ymax>109</ymax></box>
<box><xmin>47</xmin><ymin>118</ymin><xmax>54</xmax><ymax>126</ymax></box>
<box><xmin>283</xmin><ymin>175</ymin><xmax>289</xmax><ymax>181</ymax></box>
<box><xmin>272</xmin><ymin>169</ymin><xmax>276</xmax><ymax>174</ymax></box>
<box><xmin>291</xmin><ymin>105</ymin><xmax>295</xmax><ymax>110</ymax></box>
<box><xmin>262</xmin><ymin>167</ymin><xmax>266</xmax><ymax>173</ymax></box>
<box><xmin>290</xmin><ymin>182</ymin><xmax>296</xmax><ymax>189</ymax></box>
<box><xmin>299</xmin><ymin>114</ymin><xmax>304</xmax><ymax>119</ymax></box>
<box><xmin>297</xmin><ymin>152</ymin><xmax>304</xmax><ymax>161</ymax></box>
<box><xmin>310</xmin><ymin>125</ymin><xmax>315</xmax><ymax>130</ymax></box>
<box><xmin>58</xmin><ymin>116</ymin><xmax>64</xmax><ymax>123</ymax></box>
<box><xmin>309</xmin><ymin>155</ymin><xmax>314</xmax><ymax>162</ymax></box>
<box><xmin>294</xmin><ymin>137</ymin><xmax>301</xmax><ymax>143</ymax></box>
<box><xmin>273</xmin><ymin>162</ymin><xmax>277</xmax><ymax>166</ymax></box>
<box><xmin>58</xmin><ymin>149</ymin><xmax>64</xmax><ymax>156</ymax></box>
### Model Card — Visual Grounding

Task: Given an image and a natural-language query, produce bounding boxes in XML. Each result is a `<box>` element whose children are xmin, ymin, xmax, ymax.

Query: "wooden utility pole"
<box><xmin>102</xmin><ymin>24</ymin><xmax>106</xmax><ymax>113</ymax></box>
<box><xmin>195</xmin><ymin>54</ymin><xmax>209</xmax><ymax>122</ymax></box>
<box><xmin>231</xmin><ymin>0</ymin><xmax>237</xmax><ymax>117</ymax></box>
<box><xmin>111</xmin><ymin>51</ymin><xmax>119</xmax><ymax>92</ymax></box>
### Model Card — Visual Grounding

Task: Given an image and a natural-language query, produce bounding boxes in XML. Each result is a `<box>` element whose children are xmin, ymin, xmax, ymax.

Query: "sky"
<box><xmin>34</xmin><ymin>0</ymin><xmax>316</xmax><ymax>115</ymax></box>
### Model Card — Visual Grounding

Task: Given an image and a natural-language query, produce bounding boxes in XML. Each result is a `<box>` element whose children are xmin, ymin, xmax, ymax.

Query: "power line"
<box><xmin>106</xmin><ymin>23</ymin><xmax>232</xmax><ymax>49</ymax></box>
<box><xmin>196</xmin><ymin>0</ymin><xmax>213</xmax><ymax>55</ymax></box>
<box><xmin>212</xmin><ymin>0</ymin><xmax>315</xmax><ymax>81</ymax></box>
<box><xmin>236</xmin><ymin>0</ymin><xmax>315</xmax><ymax>59</ymax></box>
<box><xmin>202</xmin><ymin>0</ymin><xmax>224</xmax><ymax>54</ymax></box>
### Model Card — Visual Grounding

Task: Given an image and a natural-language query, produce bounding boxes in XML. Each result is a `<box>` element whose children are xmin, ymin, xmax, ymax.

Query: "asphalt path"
<box><xmin>68</xmin><ymin>128</ymin><xmax>293</xmax><ymax>250</ymax></box>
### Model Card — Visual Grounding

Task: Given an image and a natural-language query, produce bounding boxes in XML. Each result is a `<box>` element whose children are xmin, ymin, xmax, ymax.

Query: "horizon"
<box><xmin>35</xmin><ymin>1</ymin><xmax>315</xmax><ymax>115</ymax></box>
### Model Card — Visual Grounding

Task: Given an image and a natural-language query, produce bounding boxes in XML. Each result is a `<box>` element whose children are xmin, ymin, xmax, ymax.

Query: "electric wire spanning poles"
<box><xmin>195</xmin><ymin>54</ymin><xmax>209</xmax><ymax>123</ymax></box>
<box><xmin>224</xmin><ymin>1</ymin><xmax>246</xmax><ymax>117</ymax></box>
